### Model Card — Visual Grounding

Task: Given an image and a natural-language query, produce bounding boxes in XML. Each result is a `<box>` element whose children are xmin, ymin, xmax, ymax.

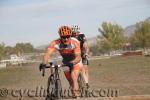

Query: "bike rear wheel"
<box><xmin>78</xmin><ymin>73</ymin><xmax>85</xmax><ymax>89</ymax></box>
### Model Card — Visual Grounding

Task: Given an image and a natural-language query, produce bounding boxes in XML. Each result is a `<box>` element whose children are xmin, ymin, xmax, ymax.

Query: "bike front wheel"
<box><xmin>55</xmin><ymin>79</ymin><xmax>62</xmax><ymax>99</ymax></box>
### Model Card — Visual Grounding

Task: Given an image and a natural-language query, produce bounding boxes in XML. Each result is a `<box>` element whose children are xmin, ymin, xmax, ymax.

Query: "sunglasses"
<box><xmin>61</xmin><ymin>36</ymin><xmax>71</xmax><ymax>39</ymax></box>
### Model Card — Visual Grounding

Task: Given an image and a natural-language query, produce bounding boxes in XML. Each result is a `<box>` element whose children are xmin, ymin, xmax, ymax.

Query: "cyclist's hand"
<box><xmin>83</xmin><ymin>54</ymin><xmax>88</xmax><ymax>59</ymax></box>
<box><xmin>60</xmin><ymin>63</ymin><xmax>64</xmax><ymax>67</ymax></box>
<box><xmin>39</xmin><ymin>63</ymin><xmax>46</xmax><ymax>71</ymax></box>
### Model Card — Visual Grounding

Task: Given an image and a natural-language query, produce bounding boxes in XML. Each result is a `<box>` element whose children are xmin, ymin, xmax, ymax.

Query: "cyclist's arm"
<box><xmin>43</xmin><ymin>41</ymin><xmax>56</xmax><ymax>64</ymax></box>
<box><xmin>83</xmin><ymin>41</ymin><xmax>89</xmax><ymax>56</ymax></box>
<box><xmin>81</xmin><ymin>33</ymin><xmax>89</xmax><ymax>56</ymax></box>
<box><xmin>73</xmin><ymin>53</ymin><xmax>81</xmax><ymax>65</ymax></box>
<box><xmin>72</xmin><ymin>40</ymin><xmax>81</xmax><ymax>65</ymax></box>
<box><xmin>43</xmin><ymin>48</ymin><xmax>55</xmax><ymax>64</ymax></box>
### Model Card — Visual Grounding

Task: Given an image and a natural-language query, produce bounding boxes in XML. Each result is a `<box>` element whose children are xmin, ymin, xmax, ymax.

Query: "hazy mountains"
<box><xmin>123</xmin><ymin>17</ymin><xmax>150</xmax><ymax>36</ymax></box>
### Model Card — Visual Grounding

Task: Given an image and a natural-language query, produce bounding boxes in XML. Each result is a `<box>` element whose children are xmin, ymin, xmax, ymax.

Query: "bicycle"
<box><xmin>39</xmin><ymin>62</ymin><xmax>62</xmax><ymax>100</ymax></box>
<box><xmin>39</xmin><ymin>62</ymin><xmax>89</xmax><ymax>99</ymax></box>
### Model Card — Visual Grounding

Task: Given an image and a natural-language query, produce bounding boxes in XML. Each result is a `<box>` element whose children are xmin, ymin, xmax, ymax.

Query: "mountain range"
<box><xmin>123</xmin><ymin>17</ymin><xmax>150</xmax><ymax>36</ymax></box>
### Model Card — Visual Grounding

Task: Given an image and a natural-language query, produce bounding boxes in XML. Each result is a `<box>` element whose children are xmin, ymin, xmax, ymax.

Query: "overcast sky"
<box><xmin>0</xmin><ymin>0</ymin><xmax>150</xmax><ymax>47</ymax></box>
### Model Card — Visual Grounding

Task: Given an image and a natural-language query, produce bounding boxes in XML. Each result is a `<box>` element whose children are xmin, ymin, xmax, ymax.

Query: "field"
<box><xmin>0</xmin><ymin>56</ymin><xmax>150</xmax><ymax>100</ymax></box>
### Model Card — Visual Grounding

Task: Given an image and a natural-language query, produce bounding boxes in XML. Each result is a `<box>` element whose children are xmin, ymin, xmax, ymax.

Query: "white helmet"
<box><xmin>71</xmin><ymin>25</ymin><xmax>80</xmax><ymax>33</ymax></box>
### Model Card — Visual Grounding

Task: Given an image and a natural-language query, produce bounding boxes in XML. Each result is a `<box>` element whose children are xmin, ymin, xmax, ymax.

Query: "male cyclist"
<box><xmin>71</xmin><ymin>25</ymin><xmax>89</xmax><ymax>88</ymax></box>
<box><xmin>42</xmin><ymin>26</ymin><xmax>81</xmax><ymax>97</ymax></box>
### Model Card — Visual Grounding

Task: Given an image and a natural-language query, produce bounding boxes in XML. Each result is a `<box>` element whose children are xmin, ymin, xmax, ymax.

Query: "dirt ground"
<box><xmin>0</xmin><ymin>56</ymin><xmax>150</xmax><ymax>100</ymax></box>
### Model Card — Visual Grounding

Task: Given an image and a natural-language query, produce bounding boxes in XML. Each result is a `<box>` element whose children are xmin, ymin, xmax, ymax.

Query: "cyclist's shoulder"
<box><xmin>50</xmin><ymin>38</ymin><xmax>61</xmax><ymax>45</ymax></box>
<box><xmin>79</xmin><ymin>33</ymin><xmax>86</xmax><ymax>37</ymax></box>
<box><xmin>78</xmin><ymin>33</ymin><xmax>86</xmax><ymax>41</ymax></box>
<box><xmin>70</xmin><ymin>37</ymin><xmax>80</xmax><ymax>47</ymax></box>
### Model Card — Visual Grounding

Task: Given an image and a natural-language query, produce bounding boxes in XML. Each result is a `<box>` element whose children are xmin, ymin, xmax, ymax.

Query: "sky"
<box><xmin>0</xmin><ymin>0</ymin><xmax>150</xmax><ymax>47</ymax></box>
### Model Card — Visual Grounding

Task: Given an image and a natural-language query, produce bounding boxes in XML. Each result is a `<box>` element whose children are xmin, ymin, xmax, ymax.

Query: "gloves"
<box><xmin>39</xmin><ymin>63</ymin><xmax>46</xmax><ymax>71</ymax></box>
<box><xmin>83</xmin><ymin>54</ymin><xmax>88</xmax><ymax>59</ymax></box>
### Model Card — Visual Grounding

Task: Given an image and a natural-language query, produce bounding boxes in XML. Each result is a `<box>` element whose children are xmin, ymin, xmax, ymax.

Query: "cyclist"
<box><xmin>42</xmin><ymin>26</ymin><xmax>81</xmax><ymax>97</ymax></box>
<box><xmin>71</xmin><ymin>25</ymin><xmax>89</xmax><ymax>88</ymax></box>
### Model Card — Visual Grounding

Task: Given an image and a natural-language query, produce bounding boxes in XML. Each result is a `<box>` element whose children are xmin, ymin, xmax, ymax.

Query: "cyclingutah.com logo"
<box><xmin>0</xmin><ymin>88</ymin><xmax>8</xmax><ymax>97</ymax></box>
<box><xmin>0</xmin><ymin>86</ymin><xmax>119</xmax><ymax>99</ymax></box>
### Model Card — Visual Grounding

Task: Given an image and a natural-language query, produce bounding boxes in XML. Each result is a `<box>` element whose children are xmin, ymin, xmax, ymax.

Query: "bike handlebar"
<box><xmin>39</xmin><ymin>62</ymin><xmax>61</xmax><ymax>77</ymax></box>
<box><xmin>39</xmin><ymin>62</ymin><xmax>75</xmax><ymax>77</ymax></box>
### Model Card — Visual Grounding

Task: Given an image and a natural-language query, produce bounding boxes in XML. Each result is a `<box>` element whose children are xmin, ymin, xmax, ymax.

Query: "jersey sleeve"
<box><xmin>82</xmin><ymin>34</ymin><xmax>86</xmax><ymax>41</ymax></box>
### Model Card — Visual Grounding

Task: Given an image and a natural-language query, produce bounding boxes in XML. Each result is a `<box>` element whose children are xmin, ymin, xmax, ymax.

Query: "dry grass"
<box><xmin>89</xmin><ymin>56</ymin><xmax>150</xmax><ymax>96</ymax></box>
<box><xmin>0</xmin><ymin>56</ymin><xmax>150</xmax><ymax>100</ymax></box>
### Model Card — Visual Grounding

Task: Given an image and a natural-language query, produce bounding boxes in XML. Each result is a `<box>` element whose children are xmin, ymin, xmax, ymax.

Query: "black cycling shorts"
<box><xmin>82</xmin><ymin>57</ymin><xmax>89</xmax><ymax>65</ymax></box>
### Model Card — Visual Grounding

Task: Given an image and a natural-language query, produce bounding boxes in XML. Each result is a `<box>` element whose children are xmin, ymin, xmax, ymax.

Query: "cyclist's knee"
<box><xmin>71</xmin><ymin>70</ymin><xmax>79</xmax><ymax>79</ymax></box>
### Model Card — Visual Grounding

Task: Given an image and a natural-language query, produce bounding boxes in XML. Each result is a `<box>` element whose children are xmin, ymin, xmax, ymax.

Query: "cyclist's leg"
<box><xmin>82</xmin><ymin>65</ymin><xmax>88</xmax><ymax>83</ymax></box>
<box><xmin>71</xmin><ymin>63</ymin><xmax>80</xmax><ymax>96</ymax></box>
<box><xmin>63</xmin><ymin>66</ymin><xmax>73</xmax><ymax>87</ymax></box>
<box><xmin>81</xmin><ymin>58</ymin><xmax>89</xmax><ymax>86</ymax></box>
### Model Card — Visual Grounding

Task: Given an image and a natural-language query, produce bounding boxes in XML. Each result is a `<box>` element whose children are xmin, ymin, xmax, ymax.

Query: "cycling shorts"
<box><xmin>62</xmin><ymin>62</ymin><xmax>81</xmax><ymax>72</ymax></box>
<box><xmin>81</xmin><ymin>57</ymin><xmax>89</xmax><ymax>65</ymax></box>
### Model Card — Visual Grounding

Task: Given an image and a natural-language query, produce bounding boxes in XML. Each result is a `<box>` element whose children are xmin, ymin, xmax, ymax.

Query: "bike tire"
<box><xmin>78</xmin><ymin>73</ymin><xmax>85</xmax><ymax>89</ymax></box>
<box><xmin>55</xmin><ymin>79</ymin><xmax>62</xmax><ymax>99</ymax></box>
<box><xmin>46</xmin><ymin>75</ymin><xmax>55</xmax><ymax>100</ymax></box>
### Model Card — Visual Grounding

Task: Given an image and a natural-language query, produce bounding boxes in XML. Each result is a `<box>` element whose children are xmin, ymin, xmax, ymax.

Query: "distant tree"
<box><xmin>0</xmin><ymin>43</ymin><xmax>5</xmax><ymax>60</ymax></box>
<box><xmin>89</xmin><ymin>44</ymin><xmax>100</xmax><ymax>56</ymax></box>
<box><xmin>97</xmin><ymin>22</ymin><xmax>125</xmax><ymax>53</ymax></box>
<box><xmin>4</xmin><ymin>46</ymin><xmax>14</xmax><ymax>56</ymax></box>
<box><xmin>97</xmin><ymin>36</ymin><xmax>112</xmax><ymax>53</ymax></box>
<box><xmin>130</xmin><ymin>20</ymin><xmax>150</xmax><ymax>49</ymax></box>
<box><xmin>23</xmin><ymin>43</ymin><xmax>35</xmax><ymax>53</ymax></box>
<box><xmin>14</xmin><ymin>43</ymin><xmax>35</xmax><ymax>55</ymax></box>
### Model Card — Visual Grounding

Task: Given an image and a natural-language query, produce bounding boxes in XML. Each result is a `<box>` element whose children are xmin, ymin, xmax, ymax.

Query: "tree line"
<box><xmin>90</xmin><ymin>20</ymin><xmax>150</xmax><ymax>55</ymax></box>
<box><xmin>0</xmin><ymin>42</ymin><xmax>40</xmax><ymax>60</ymax></box>
<box><xmin>1</xmin><ymin>19</ymin><xmax>150</xmax><ymax>59</ymax></box>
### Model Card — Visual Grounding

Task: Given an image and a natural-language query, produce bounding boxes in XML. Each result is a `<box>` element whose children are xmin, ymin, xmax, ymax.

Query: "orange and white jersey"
<box><xmin>47</xmin><ymin>37</ymin><xmax>81</xmax><ymax>62</ymax></box>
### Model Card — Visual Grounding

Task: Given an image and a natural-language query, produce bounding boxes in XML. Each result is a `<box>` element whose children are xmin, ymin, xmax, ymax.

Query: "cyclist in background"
<box><xmin>42</xmin><ymin>26</ymin><xmax>81</xmax><ymax>98</ymax></box>
<box><xmin>71</xmin><ymin>25</ymin><xmax>90</xmax><ymax>88</ymax></box>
